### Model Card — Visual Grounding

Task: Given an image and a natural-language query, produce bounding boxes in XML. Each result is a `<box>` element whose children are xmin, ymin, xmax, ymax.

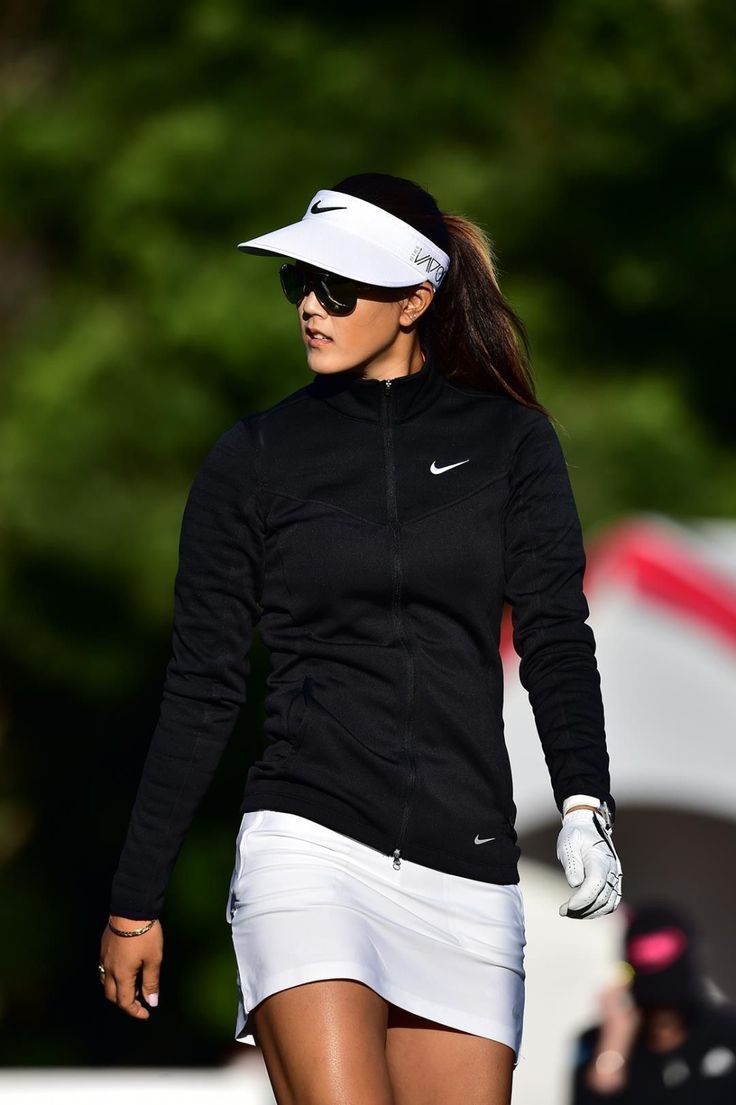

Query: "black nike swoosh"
<box><xmin>592</xmin><ymin>811</ymin><xmax>617</xmax><ymax>860</ymax></box>
<box><xmin>311</xmin><ymin>201</ymin><xmax>348</xmax><ymax>214</ymax></box>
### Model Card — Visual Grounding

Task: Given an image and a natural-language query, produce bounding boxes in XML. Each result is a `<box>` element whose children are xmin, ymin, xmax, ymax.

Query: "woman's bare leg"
<box><xmin>252</xmin><ymin>978</ymin><xmax>395</xmax><ymax>1105</ymax></box>
<box><xmin>385</xmin><ymin>1005</ymin><xmax>515</xmax><ymax>1105</ymax></box>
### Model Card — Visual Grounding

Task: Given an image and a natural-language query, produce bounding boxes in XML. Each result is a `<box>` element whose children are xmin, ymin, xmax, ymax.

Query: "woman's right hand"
<box><xmin>99</xmin><ymin>916</ymin><xmax>164</xmax><ymax>1019</ymax></box>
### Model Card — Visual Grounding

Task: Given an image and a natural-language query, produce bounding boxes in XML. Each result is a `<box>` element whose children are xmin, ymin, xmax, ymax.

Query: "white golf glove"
<box><xmin>557</xmin><ymin>796</ymin><xmax>623</xmax><ymax>919</ymax></box>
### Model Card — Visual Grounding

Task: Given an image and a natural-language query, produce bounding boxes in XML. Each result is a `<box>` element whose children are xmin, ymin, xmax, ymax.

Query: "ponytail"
<box><xmin>423</xmin><ymin>214</ymin><xmax>550</xmax><ymax>418</ymax></box>
<box><xmin>330</xmin><ymin>172</ymin><xmax>551</xmax><ymax>419</ymax></box>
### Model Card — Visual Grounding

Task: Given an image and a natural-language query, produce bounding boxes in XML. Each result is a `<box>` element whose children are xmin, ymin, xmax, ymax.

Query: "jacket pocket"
<box><xmin>284</xmin><ymin>678</ymin><xmax>402</xmax><ymax>793</ymax></box>
<box><xmin>289</xmin><ymin>677</ymin><xmax>401</xmax><ymax>769</ymax></box>
<box><xmin>286</xmin><ymin>676</ymin><xmax>313</xmax><ymax>758</ymax></box>
<box><xmin>245</xmin><ymin>679</ymin><xmax>314</xmax><ymax>786</ymax></box>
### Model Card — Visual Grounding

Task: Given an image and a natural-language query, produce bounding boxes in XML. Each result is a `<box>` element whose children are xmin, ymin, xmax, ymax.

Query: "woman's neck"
<box><xmin>359</xmin><ymin>337</ymin><xmax>425</xmax><ymax>381</ymax></box>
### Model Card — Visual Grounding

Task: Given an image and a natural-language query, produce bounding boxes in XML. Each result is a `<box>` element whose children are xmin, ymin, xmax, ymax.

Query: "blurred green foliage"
<box><xmin>0</xmin><ymin>0</ymin><xmax>734</xmax><ymax>1066</ymax></box>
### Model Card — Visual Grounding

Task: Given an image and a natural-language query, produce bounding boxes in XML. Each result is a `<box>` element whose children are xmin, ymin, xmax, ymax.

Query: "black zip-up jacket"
<box><xmin>110</xmin><ymin>352</ymin><xmax>615</xmax><ymax>920</ymax></box>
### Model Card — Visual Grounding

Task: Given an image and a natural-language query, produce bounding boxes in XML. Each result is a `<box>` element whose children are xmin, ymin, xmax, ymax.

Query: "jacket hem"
<box><xmin>240</xmin><ymin>784</ymin><xmax>521</xmax><ymax>885</ymax></box>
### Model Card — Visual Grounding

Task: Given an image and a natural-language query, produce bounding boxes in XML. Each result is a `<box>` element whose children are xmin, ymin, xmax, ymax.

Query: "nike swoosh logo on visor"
<box><xmin>431</xmin><ymin>459</ymin><xmax>470</xmax><ymax>474</ymax></box>
<box><xmin>311</xmin><ymin>201</ymin><xmax>348</xmax><ymax>214</ymax></box>
<box><xmin>474</xmin><ymin>835</ymin><xmax>496</xmax><ymax>845</ymax></box>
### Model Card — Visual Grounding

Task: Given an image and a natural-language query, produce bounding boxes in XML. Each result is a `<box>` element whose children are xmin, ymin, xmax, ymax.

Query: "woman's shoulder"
<box><xmin>443</xmin><ymin>378</ymin><xmax>556</xmax><ymax>457</ymax></box>
<box><xmin>442</xmin><ymin>374</ymin><xmax>551</xmax><ymax>422</ymax></box>
<box><xmin>202</xmin><ymin>381</ymin><xmax>312</xmax><ymax>458</ymax></box>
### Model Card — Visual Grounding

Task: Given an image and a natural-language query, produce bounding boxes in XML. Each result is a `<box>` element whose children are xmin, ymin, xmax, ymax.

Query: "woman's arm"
<box><xmin>571</xmin><ymin>980</ymin><xmax>642</xmax><ymax>1101</ymax></box>
<box><xmin>502</xmin><ymin>406</ymin><xmax>615</xmax><ymax>821</ymax></box>
<box><xmin>108</xmin><ymin>415</ymin><xmax>266</xmax><ymax>921</ymax></box>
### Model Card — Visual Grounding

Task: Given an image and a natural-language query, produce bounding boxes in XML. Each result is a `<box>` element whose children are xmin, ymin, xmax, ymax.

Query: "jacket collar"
<box><xmin>306</xmin><ymin>347</ymin><xmax>445</xmax><ymax>422</ymax></box>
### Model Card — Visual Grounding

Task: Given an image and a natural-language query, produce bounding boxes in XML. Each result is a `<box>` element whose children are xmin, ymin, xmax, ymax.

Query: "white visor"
<box><xmin>236</xmin><ymin>189</ymin><xmax>450</xmax><ymax>290</ymax></box>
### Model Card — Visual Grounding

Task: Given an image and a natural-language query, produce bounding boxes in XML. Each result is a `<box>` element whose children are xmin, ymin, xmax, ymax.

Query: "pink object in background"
<box><xmin>626</xmin><ymin>927</ymin><xmax>688</xmax><ymax>972</ymax></box>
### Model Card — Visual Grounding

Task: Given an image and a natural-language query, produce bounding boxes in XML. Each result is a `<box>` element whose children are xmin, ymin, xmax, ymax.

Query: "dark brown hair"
<box><xmin>332</xmin><ymin>173</ymin><xmax>550</xmax><ymax>418</ymax></box>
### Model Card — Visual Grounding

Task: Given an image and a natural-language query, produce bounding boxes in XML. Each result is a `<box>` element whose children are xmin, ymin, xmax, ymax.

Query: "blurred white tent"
<box><xmin>508</xmin><ymin>512</ymin><xmax>736</xmax><ymax>827</ymax></box>
<box><xmin>508</xmin><ymin>513</ymin><xmax>736</xmax><ymax>1105</ymax></box>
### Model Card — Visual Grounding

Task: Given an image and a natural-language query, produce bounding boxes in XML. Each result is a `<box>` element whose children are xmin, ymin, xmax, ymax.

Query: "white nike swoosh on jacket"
<box><xmin>430</xmin><ymin>459</ymin><xmax>470</xmax><ymax>474</ymax></box>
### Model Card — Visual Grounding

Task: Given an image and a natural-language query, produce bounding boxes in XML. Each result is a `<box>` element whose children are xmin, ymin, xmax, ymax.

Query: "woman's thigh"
<box><xmin>385</xmin><ymin>1005</ymin><xmax>515</xmax><ymax>1105</ymax></box>
<box><xmin>252</xmin><ymin>978</ymin><xmax>395</xmax><ymax>1105</ymax></box>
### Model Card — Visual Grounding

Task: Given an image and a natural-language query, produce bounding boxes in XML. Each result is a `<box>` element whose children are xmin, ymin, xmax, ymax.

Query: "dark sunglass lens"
<box><xmin>279</xmin><ymin>263</ymin><xmax>359</xmax><ymax>314</ymax></box>
<box><xmin>279</xmin><ymin>263</ymin><xmax>307</xmax><ymax>304</ymax></box>
<box><xmin>318</xmin><ymin>273</ymin><xmax>358</xmax><ymax>315</ymax></box>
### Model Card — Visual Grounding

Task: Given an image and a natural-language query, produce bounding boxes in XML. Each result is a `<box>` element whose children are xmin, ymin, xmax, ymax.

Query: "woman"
<box><xmin>99</xmin><ymin>172</ymin><xmax>623</xmax><ymax>1105</ymax></box>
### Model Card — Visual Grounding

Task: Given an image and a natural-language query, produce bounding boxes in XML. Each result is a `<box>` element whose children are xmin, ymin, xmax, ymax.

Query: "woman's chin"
<box><xmin>306</xmin><ymin>349</ymin><xmax>355</xmax><ymax>376</ymax></box>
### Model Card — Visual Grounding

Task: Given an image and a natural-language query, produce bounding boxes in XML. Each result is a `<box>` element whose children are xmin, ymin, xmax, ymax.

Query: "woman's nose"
<box><xmin>300</xmin><ymin>288</ymin><xmax>325</xmax><ymax>318</ymax></box>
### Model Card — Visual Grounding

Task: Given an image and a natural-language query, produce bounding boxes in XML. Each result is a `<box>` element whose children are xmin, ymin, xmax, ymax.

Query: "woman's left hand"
<box><xmin>557</xmin><ymin>809</ymin><xmax>623</xmax><ymax>919</ymax></box>
<box><xmin>99</xmin><ymin>916</ymin><xmax>164</xmax><ymax>1019</ymax></box>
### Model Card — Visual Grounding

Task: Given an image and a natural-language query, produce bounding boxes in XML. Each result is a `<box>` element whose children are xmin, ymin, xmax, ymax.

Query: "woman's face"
<box><xmin>292</xmin><ymin>265</ymin><xmax>434</xmax><ymax>377</ymax></box>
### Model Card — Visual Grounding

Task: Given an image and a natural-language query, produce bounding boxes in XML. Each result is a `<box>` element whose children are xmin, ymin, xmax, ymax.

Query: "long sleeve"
<box><xmin>502</xmin><ymin>406</ymin><xmax>615</xmax><ymax>821</ymax></box>
<box><xmin>109</xmin><ymin>417</ymin><xmax>265</xmax><ymax>919</ymax></box>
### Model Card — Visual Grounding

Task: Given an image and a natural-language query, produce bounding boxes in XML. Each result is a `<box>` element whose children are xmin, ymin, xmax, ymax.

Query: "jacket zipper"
<box><xmin>381</xmin><ymin>378</ymin><xmax>417</xmax><ymax>871</ymax></box>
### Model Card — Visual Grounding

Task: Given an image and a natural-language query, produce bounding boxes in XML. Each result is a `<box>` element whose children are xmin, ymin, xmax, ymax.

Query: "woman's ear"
<box><xmin>399</xmin><ymin>282</ymin><xmax>434</xmax><ymax>328</ymax></box>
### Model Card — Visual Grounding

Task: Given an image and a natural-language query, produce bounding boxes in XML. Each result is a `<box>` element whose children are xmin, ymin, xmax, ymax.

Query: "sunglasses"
<box><xmin>279</xmin><ymin>262</ymin><xmax>364</xmax><ymax>316</ymax></box>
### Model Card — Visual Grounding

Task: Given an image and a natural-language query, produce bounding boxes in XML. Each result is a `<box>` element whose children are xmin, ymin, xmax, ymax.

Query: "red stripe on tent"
<box><xmin>501</xmin><ymin>517</ymin><xmax>736</xmax><ymax>661</ymax></box>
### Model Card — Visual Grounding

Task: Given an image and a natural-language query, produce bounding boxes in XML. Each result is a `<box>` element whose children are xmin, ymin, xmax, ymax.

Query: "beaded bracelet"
<box><xmin>108</xmin><ymin>918</ymin><xmax>157</xmax><ymax>937</ymax></box>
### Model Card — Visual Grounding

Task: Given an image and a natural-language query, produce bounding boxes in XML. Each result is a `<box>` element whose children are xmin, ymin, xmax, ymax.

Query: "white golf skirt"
<box><xmin>225</xmin><ymin>808</ymin><xmax>527</xmax><ymax>1067</ymax></box>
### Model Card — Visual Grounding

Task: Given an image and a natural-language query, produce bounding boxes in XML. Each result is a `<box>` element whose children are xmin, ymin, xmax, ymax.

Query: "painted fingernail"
<box><xmin>147</xmin><ymin>993</ymin><xmax>159</xmax><ymax>1007</ymax></box>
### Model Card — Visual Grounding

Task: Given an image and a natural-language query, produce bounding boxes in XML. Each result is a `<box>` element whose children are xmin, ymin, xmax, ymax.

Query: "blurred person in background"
<box><xmin>98</xmin><ymin>172</ymin><xmax>623</xmax><ymax>1105</ymax></box>
<box><xmin>570</xmin><ymin>900</ymin><xmax>736</xmax><ymax>1103</ymax></box>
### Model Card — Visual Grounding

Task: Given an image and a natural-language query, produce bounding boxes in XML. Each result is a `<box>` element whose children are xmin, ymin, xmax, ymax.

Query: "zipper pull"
<box><xmin>384</xmin><ymin>379</ymin><xmax>392</xmax><ymax>390</ymax></box>
<box><xmin>392</xmin><ymin>849</ymin><xmax>402</xmax><ymax>870</ymax></box>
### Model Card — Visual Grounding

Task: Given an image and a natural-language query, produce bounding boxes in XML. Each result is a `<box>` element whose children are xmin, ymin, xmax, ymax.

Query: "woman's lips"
<box><xmin>305</xmin><ymin>330</ymin><xmax>332</xmax><ymax>348</ymax></box>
